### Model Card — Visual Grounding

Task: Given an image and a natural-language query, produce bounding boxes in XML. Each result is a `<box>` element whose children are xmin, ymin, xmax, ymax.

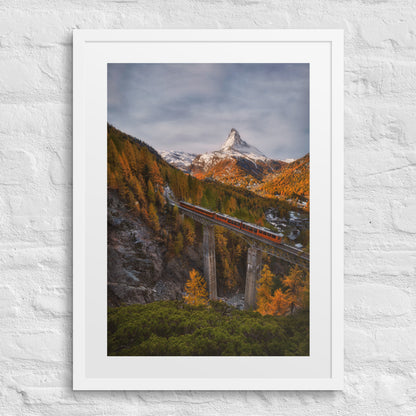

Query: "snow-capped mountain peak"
<box><xmin>157</xmin><ymin>128</ymin><xmax>285</xmax><ymax>189</ymax></box>
<box><xmin>221</xmin><ymin>128</ymin><xmax>247</xmax><ymax>151</ymax></box>
<box><xmin>218</xmin><ymin>129</ymin><xmax>267</xmax><ymax>161</ymax></box>
<box><xmin>188</xmin><ymin>128</ymin><xmax>282</xmax><ymax>186</ymax></box>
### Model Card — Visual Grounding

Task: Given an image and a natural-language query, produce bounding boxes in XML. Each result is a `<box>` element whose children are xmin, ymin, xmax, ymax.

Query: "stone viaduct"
<box><xmin>174</xmin><ymin>201</ymin><xmax>309</xmax><ymax>310</ymax></box>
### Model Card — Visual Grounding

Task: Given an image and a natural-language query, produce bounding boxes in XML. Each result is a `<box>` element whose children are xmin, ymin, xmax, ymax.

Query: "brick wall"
<box><xmin>1</xmin><ymin>1</ymin><xmax>415</xmax><ymax>414</ymax></box>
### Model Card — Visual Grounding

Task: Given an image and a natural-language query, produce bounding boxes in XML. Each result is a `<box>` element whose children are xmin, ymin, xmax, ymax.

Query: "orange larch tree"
<box><xmin>281</xmin><ymin>265</ymin><xmax>305</xmax><ymax>307</ymax></box>
<box><xmin>268</xmin><ymin>288</ymin><xmax>291</xmax><ymax>316</ymax></box>
<box><xmin>256</xmin><ymin>264</ymin><xmax>274</xmax><ymax>316</ymax></box>
<box><xmin>184</xmin><ymin>269</ymin><xmax>208</xmax><ymax>306</ymax></box>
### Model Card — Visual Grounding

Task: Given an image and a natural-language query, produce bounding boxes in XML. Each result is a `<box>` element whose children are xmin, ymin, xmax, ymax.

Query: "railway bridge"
<box><xmin>168</xmin><ymin>197</ymin><xmax>309</xmax><ymax>310</ymax></box>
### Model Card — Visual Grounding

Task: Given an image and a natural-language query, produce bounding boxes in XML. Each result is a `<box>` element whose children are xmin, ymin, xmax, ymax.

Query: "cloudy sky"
<box><xmin>108</xmin><ymin>64</ymin><xmax>309</xmax><ymax>160</ymax></box>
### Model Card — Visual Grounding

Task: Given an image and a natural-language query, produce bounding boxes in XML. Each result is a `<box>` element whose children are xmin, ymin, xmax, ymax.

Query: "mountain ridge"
<box><xmin>156</xmin><ymin>127</ymin><xmax>309</xmax><ymax>202</ymax></box>
<box><xmin>158</xmin><ymin>150</ymin><xmax>197</xmax><ymax>173</ymax></box>
<box><xmin>189</xmin><ymin>129</ymin><xmax>282</xmax><ymax>189</ymax></box>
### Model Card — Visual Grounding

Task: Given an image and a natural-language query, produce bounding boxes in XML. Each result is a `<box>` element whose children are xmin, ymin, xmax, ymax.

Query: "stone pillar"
<box><xmin>244</xmin><ymin>246</ymin><xmax>262</xmax><ymax>310</ymax></box>
<box><xmin>203</xmin><ymin>224</ymin><xmax>217</xmax><ymax>299</ymax></box>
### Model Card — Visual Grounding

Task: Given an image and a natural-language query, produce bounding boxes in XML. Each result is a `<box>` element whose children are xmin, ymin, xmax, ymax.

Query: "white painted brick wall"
<box><xmin>1</xmin><ymin>1</ymin><xmax>415</xmax><ymax>414</ymax></box>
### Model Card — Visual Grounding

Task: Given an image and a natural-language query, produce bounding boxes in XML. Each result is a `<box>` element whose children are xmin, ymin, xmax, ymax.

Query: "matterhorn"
<box><xmin>218</xmin><ymin>128</ymin><xmax>268</xmax><ymax>161</ymax></box>
<box><xmin>188</xmin><ymin>129</ymin><xmax>282</xmax><ymax>187</ymax></box>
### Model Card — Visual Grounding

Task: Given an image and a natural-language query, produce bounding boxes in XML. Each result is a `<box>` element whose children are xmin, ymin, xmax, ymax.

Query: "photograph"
<box><xmin>106</xmin><ymin>63</ymin><xmax>310</xmax><ymax>356</ymax></box>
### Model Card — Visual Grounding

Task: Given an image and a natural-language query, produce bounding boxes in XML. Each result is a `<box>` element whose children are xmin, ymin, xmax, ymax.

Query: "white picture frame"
<box><xmin>73</xmin><ymin>29</ymin><xmax>344</xmax><ymax>390</ymax></box>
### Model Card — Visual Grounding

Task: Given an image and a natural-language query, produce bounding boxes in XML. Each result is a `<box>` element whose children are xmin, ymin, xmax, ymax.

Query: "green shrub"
<box><xmin>108</xmin><ymin>300</ymin><xmax>309</xmax><ymax>356</ymax></box>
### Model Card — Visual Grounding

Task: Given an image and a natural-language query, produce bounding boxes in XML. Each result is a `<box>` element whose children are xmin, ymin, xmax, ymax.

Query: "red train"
<box><xmin>179</xmin><ymin>201</ymin><xmax>282</xmax><ymax>244</ymax></box>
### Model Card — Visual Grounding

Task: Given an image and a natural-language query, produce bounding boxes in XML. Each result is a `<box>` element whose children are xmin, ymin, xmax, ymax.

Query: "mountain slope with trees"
<box><xmin>253</xmin><ymin>154</ymin><xmax>310</xmax><ymax>200</ymax></box>
<box><xmin>107</xmin><ymin>124</ymin><xmax>296</xmax><ymax>305</ymax></box>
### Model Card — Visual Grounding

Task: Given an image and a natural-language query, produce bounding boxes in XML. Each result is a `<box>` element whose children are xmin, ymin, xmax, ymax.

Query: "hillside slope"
<box><xmin>253</xmin><ymin>153</ymin><xmax>310</xmax><ymax>200</ymax></box>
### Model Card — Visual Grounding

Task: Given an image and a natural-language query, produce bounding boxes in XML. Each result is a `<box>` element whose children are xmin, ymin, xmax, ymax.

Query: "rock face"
<box><xmin>107</xmin><ymin>190</ymin><xmax>203</xmax><ymax>307</ymax></box>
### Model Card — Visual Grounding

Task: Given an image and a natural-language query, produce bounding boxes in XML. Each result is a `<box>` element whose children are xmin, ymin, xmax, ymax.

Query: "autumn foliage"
<box><xmin>184</xmin><ymin>269</ymin><xmax>209</xmax><ymax>306</ymax></box>
<box><xmin>256</xmin><ymin>264</ymin><xmax>309</xmax><ymax>316</ymax></box>
<box><xmin>256</xmin><ymin>154</ymin><xmax>310</xmax><ymax>201</ymax></box>
<box><xmin>256</xmin><ymin>264</ymin><xmax>274</xmax><ymax>315</ymax></box>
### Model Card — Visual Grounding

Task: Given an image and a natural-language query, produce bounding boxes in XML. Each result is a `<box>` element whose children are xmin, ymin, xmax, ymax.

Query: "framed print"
<box><xmin>73</xmin><ymin>29</ymin><xmax>343</xmax><ymax>390</ymax></box>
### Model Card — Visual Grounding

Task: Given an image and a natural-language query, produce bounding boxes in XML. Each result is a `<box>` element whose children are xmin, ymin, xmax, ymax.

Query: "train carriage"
<box><xmin>241</xmin><ymin>222</ymin><xmax>282</xmax><ymax>244</ymax></box>
<box><xmin>179</xmin><ymin>201</ymin><xmax>215</xmax><ymax>218</ymax></box>
<box><xmin>179</xmin><ymin>201</ymin><xmax>282</xmax><ymax>244</ymax></box>
<box><xmin>215</xmin><ymin>213</ymin><xmax>229</xmax><ymax>225</ymax></box>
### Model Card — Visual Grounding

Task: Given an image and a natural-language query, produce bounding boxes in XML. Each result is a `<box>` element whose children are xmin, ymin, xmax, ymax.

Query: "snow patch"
<box><xmin>159</xmin><ymin>150</ymin><xmax>197</xmax><ymax>172</ymax></box>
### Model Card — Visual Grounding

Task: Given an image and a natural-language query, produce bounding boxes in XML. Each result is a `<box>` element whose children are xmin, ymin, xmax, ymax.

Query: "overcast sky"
<box><xmin>108</xmin><ymin>63</ymin><xmax>309</xmax><ymax>160</ymax></box>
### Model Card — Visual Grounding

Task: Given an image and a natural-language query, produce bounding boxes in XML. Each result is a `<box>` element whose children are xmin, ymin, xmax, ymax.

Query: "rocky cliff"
<box><xmin>107</xmin><ymin>190</ymin><xmax>203</xmax><ymax>307</ymax></box>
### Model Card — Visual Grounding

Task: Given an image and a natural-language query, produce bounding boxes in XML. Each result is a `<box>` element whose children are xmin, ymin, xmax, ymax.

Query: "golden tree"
<box><xmin>123</xmin><ymin>141</ymin><xmax>138</xmax><ymax>173</ymax></box>
<box><xmin>268</xmin><ymin>288</ymin><xmax>291</xmax><ymax>316</ymax></box>
<box><xmin>282</xmin><ymin>265</ymin><xmax>306</xmax><ymax>307</ymax></box>
<box><xmin>150</xmin><ymin>160</ymin><xmax>164</xmax><ymax>188</ymax></box>
<box><xmin>184</xmin><ymin>269</ymin><xmax>208</xmax><ymax>306</ymax></box>
<box><xmin>256</xmin><ymin>264</ymin><xmax>274</xmax><ymax>316</ymax></box>
<box><xmin>117</xmin><ymin>152</ymin><xmax>132</xmax><ymax>180</ymax></box>
<box><xmin>107</xmin><ymin>166</ymin><xmax>118</xmax><ymax>190</ymax></box>
<box><xmin>148</xmin><ymin>203</ymin><xmax>160</xmax><ymax>232</ymax></box>
<box><xmin>147</xmin><ymin>180</ymin><xmax>156</xmax><ymax>204</ymax></box>
<box><xmin>107</xmin><ymin>138</ymin><xmax>119</xmax><ymax>167</ymax></box>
